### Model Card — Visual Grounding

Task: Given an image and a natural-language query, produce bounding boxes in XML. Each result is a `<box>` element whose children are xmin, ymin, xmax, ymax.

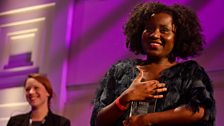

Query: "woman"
<box><xmin>91</xmin><ymin>2</ymin><xmax>215</xmax><ymax>126</ymax></box>
<box><xmin>7</xmin><ymin>73</ymin><xmax>71</xmax><ymax>126</ymax></box>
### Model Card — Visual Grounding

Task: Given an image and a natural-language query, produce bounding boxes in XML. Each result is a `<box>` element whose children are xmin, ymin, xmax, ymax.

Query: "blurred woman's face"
<box><xmin>25</xmin><ymin>78</ymin><xmax>49</xmax><ymax>108</ymax></box>
<box><xmin>141</xmin><ymin>12</ymin><xmax>175</xmax><ymax>60</ymax></box>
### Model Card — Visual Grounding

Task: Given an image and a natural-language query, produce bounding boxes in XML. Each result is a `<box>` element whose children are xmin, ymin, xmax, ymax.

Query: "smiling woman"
<box><xmin>90</xmin><ymin>1</ymin><xmax>215</xmax><ymax>126</ymax></box>
<box><xmin>24</xmin><ymin>74</ymin><xmax>53</xmax><ymax>109</ymax></box>
<box><xmin>141</xmin><ymin>12</ymin><xmax>175</xmax><ymax>62</ymax></box>
<box><xmin>7</xmin><ymin>73</ymin><xmax>71</xmax><ymax>126</ymax></box>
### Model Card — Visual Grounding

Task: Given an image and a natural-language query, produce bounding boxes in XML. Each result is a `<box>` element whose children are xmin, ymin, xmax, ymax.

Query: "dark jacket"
<box><xmin>7</xmin><ymin>110</ymin><xmax>71</xmax><ymax>126</ymax></box>
<box><xmin>91</xmin><ymin>59</ymin><xmax>215</xmax><ymax>126</ymax></box>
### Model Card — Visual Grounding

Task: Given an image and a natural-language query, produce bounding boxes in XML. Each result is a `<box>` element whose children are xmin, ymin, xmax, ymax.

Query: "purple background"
<box><xmin>0</xmin><ymin>0</ymin><xmax>223</xmax><ymax>126</ymax></box>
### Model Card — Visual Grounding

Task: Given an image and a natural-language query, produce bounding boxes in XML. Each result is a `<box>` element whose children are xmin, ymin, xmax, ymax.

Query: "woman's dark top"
<box><xmin>90</xmin><ymin>59</ymin><xmax>215</xmax><ymax>126</ymax></box>
<box><xmin>7</xmin><ymin>110</ymin><xmax>71</xmax><ymax>126</ymax></box>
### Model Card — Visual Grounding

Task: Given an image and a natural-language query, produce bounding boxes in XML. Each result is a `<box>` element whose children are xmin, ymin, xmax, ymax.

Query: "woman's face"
<box><xmin>25</xmin><ymin>78</ymin><xmax>49</xmax><ymax>108</ymax></box>
<box><xmin>141</xmin><ymin>12</ymin><xmax>175</xmax><ymax>59</ymax></box>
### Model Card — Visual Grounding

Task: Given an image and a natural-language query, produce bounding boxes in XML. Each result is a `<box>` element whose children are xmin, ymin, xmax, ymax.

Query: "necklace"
<box><xmin>29</xmin><ymin>118</ymin><xmax>46</xmax><ymax>126</ymax></box>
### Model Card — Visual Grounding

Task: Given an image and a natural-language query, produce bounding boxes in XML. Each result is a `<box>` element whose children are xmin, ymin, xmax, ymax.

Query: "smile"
<box><xmin>148</xmin><ymin>41</ymin><xmax>163</xmax><ymax>47</ymax></box>
<box><xmin>149</xmin><ymin>42</ymin><xmax>162</xmax><ymax>45</ymax></box>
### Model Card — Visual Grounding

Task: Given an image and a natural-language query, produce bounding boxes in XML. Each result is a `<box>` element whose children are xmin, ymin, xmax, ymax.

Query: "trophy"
<box><xmin>129</xmin><ymin>99</ymin><xmax>157</xmax><ymax>117</ymax></box>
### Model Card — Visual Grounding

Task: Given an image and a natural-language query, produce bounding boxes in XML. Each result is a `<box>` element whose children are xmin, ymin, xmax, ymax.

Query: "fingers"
<box><xmin>156</xmin><ymin>87</ymin><xmax>167</xmax><ymax>93</ymax></box>
<box><xmin>153</xmin><ymin>94</ymin><xmax>164</xmax><ymax>98</ymax></box>
<box><xmin>123</xmin><ymin>118</ymin><xmax>131</xmax><ymax>126</ymax></box>
<box><xmin>135</xmin><ymin>66</ymin><xmax>144</xmax><ymax>82</ymax></box>
<box><xmin>146</xmin><ymin>82</ymin><xmax>167</xmax><ymax>99</ymax></box>
<box><xmin>148</xmin><ymin>93</ymin><xmax>164</xmax><ymax>99</ymax></box>
<box><xmin>153</xmin><ymin>83</ymin><xmax>167</xmax><ymax>94</ymax></box>
<box><xmin>143</xmin><ymin>81</ymin><xmax>166</xmax><ymax>89</ymax></box>
<box><xmin>155</xmin><ymin>83</ymin><xmax>166</xmax><ymax>88</ymax></box>
<box><xmin>123</xmin><ymin>120</ymin><xmax>128</xmax><ymax>126</ymax></box>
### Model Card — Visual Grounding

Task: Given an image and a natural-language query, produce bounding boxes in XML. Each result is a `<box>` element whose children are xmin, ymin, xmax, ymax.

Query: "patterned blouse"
<box><xmin>90</xmin><ymin>59</ymin><xmax>215</xmax><ymax>126</ymax></box>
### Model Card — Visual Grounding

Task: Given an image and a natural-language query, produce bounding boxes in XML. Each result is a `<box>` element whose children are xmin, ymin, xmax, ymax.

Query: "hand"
<box><xmin>119</xmin><ymin>67</ymin><xmax>167</xmax><ymax>105</ymax></box>
<box><xmin>123</xmin><ymin>115</ymin><xmax>151</xmax><ymax>126</ymax></box>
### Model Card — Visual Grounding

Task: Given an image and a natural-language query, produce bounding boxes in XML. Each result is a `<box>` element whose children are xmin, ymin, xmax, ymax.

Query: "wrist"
<box><xmin>120</xmin><ymin>90</ymin><xmax>132</xmax><ymax>104</ymax></box>
<box><xmin>115</xmin><ymin>97</ymin><xmax>129</xmax><ymax>111</ymax></box>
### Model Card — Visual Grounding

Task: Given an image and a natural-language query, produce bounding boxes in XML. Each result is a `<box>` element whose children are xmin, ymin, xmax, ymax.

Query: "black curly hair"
<box><xmin>124</xmin><ymin>2</ymin><xmax>205</xmax><ymax>60</ymax></box>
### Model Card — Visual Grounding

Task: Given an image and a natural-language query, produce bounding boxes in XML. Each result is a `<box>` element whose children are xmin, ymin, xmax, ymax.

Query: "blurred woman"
<box><xmin>7</xmin><ymin>73</ymin><xmax>71</xmax><ymax>126</ymax></box>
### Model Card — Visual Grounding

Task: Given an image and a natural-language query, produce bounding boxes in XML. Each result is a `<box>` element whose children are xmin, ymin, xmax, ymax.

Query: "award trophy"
<box><xmin>129</xmin><ymin>99</ymin><xmax>157</xmax><ymax>117</ymax></box>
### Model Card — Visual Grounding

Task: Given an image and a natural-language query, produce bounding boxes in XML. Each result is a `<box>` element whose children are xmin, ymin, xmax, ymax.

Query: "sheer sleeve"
<box><xmin>184</xmin><ymin>63</ymin><xmax>215</xmax><ymax>126</ymax></box>
<box><xmin>90</xmin><ymin>65</ymin><xmax>116</xmax><ymax>126</ymax></box>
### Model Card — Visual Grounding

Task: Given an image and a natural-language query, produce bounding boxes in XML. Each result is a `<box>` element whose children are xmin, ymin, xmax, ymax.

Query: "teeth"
<box><xmin>30</xmin><ymin>97</ymin><xmax>37</xmax><ymax>100</ymax></box>
<box><xmin>150</xmin><ymin>43</ymin><xmax>161</xmax><ymax>45</ymax></box>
